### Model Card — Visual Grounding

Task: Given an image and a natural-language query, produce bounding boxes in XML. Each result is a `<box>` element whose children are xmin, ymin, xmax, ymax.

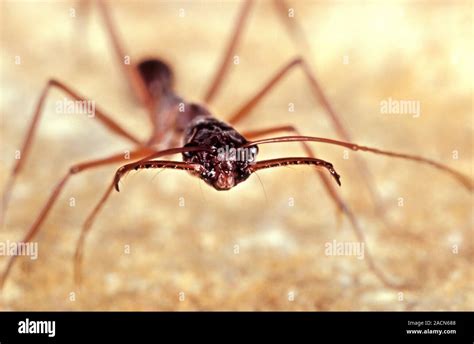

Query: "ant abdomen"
<box><xmin>137</xmin><ymin>58</ymin><xmax>174</xmax><ymax>97</ymax></box>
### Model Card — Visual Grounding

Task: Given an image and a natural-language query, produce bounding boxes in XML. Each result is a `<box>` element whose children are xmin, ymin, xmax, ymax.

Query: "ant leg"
<box><xmin>1</xmin><ymin>79</ymin><xmax>142</xmax><ymax>225</ymax></box>
<box><xmin>203</xmin><ymin>0</ymin><xmax>305</xmax><ymax>103</ymax></box>
<box><xmin>73</xmin><ymin>182</ymin><xmax>115</xmax><ymax>286</ymax></box>
<box><xmin>272</xmin><ymin>0</ymin><xmax>312</xmax><ymax>55</ymax></box>
<box><xmin>200</xmin><ymin>0</ymin><xmax>385</xmax><ymax>218</ymax></box>
<box><xmin>0</xmin><ymin>147</ymin><xmax>153</xmax><ymax>290</ymax></box>
<box><xmin>96</xmin><ymin>0</ymin><xmax>155</xmax><ymax>122</ymax></box>
<box><xmin>203</xmin><ymin>0</ymin><xmax>253</xmax><ymax>103</ymax></box>
<box><xmin>201</xmin><ymin>0</ymin><xmax>385</xmax><ymax>219</ymax></box>
<box><xmin>73</xmin><ymin>146</ymin><xmax>207</xmax><ymax>285</ymax></box>
<box><xmin>73</xmin><ymin>0</ymin><xmax>92</xmax><ymax>51</ymax></box>
<box><xmin>242</xmin><ymin>126</ymin><xmax>408</xmax><ymax>289</ymax></box>
<box><xmin>76</xmin><ymin>1</ymin><xmax>93</xmax><ymax>30</ymax></box>
<box><xmin>228</xmin><ymin>57</ymin><xmax>389</xmax><ymax>223</ymax></box>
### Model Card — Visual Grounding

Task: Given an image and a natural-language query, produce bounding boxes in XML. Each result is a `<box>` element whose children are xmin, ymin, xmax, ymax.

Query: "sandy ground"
<box><xmin>0</xmin><ymin>0</ymin><xmax>472</xmax><ymax>310</ymax></box>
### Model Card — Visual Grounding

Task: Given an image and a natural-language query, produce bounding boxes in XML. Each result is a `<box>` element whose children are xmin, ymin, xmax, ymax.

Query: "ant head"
<box><xmin>185</xmin><ymin>144</ymin><xmax>259</xmax><ymax>191</ymax></box>
<box><xmin>212</xmin><ymin>144</ymin><xmax>259</xmax><ymax>190</ymax></box>
<box><xmin>182</xmin><ymin>116</ymin><xmax>259</xmax><ymax>190</ymax></box>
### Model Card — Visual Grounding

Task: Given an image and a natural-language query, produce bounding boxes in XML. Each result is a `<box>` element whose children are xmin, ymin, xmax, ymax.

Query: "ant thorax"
<box><xmin>182</xmin><ymin>115</ymin><xmax>258</xmax><ymax>190</ymax></box>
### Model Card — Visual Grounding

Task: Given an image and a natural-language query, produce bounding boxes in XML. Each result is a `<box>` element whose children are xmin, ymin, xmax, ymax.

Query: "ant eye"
<box><xmin>205</xmin><ymin>169</ymin><xmax>216</xmax><ymax>179</ymax></box>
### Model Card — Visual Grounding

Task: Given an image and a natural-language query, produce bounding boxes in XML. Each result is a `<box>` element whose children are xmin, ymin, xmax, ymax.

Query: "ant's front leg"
<box><xmin>1</xmin><ymin>79</ymin><xmax>142</xmax><ymax>225</ymax></box>
<box><xmin>0</xmin><ymin>147</ymin><xmax>153</xmax><ymax>290</ymax></box>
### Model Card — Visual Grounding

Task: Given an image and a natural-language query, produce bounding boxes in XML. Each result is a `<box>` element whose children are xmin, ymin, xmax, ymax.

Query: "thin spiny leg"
<box><xmin>228</xmin><ymin>57</ymin><xmax>388</xmax><ymax>221</ymax></box>
<box><xmin>1</xmin><ymin>79</ymin><xmax>142</xmax><ymax>225</ymax></box>
<box><xmin>203</xmin><ymin>0</ymin><xmax>253</xmax><ymax>103</ymax></box>
<box><xmin>227</xmin><ymin>56</ymin><xmax>364</xmax><ymax>143</ymax></box>
<box><xmin>243</xmin><ymin>126</ymin><xmax>408</xmax><ymax>288</ymax></box>
<box><xmin>198</xmin><ymin>0</ymin><xmax>387</xmax><ymax>239</ymax></box>
<box><xmin>74</xmin><ymin>0</ymin><xmax>92</xmax><ymax>50</ymax></box>
<box><xmin>74</xmin><ymin>181</ymin><xmax>114</xmax><ymax>286</ymax></box>
<box><xmin>272</xmin><ymin>0</ymin><xmax>313</xmax><ymax>56</ymax></box>
<box><xmin>73</xmin><ymin>146</ymin><xmax>209</xmax><ymax>285</ymax></box>
<box><xmin>251</xmin><ymin>157</ymin><xmax>414</xmax><ymax>288</ymax></box>
<box><xmin>227</xmin><ymin>56</ymin><xmax>367</xmax><ymax>170</ymax></box>
<box><xmin>199</xmin><ymin>0</ymin><xmax>387</xmax><ymax>221</ymax></box>
<box><xmin>96</xmin><ymin>0</ymin><xmax>155</xmax><ymax>123</ymax></box>
<box><xmin>275</xmin><ymin>0</ymin><xmax>390</xmax><ymax>221</ymax></box>
<box><xmin>198</xmin><ymin>0</ymin><xmax>387</xmax><ymax>219</ymax></box>
<box><xmin>0</xmin><ymin>148</ymin><xmax>153</xmax><ymax>290</ymax></box>
<box><xmin>198</xmin><ymin>0</ymin><xmax>361</xmax><ymax>164</ymax></box>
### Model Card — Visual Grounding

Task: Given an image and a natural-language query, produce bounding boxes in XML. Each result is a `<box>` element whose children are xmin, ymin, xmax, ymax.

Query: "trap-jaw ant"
<box><xmin>113</xmin><ymin>107</ymin><xmax>341</xmax><ymax>193</ymax></box>
<box><xmin>1</xmin><ymin>0</ymin><xmax>472</xmax><ymax>292</ymax></box>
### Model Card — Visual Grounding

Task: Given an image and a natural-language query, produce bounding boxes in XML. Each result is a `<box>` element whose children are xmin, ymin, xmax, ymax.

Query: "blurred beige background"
<box><xmin>0</xmin><ymin>0</ymin><xmax>472</xmax><ymax>310</ymax></box>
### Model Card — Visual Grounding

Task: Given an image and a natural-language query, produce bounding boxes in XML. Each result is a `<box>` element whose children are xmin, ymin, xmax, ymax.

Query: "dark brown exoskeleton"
<box><xmin>115</xmin><ymin>58</ymin><xmax>341</xmax><ymax>192</ymax></box>
<box><xmin>113</xmin><ymin>97</ymin><xmax>341</xmax><ymax>193</ymax></box>
<box><xmin>187</xmin><ymin>114</ymin><xmax>339</xmax><ymax>190</ymax></box>
<box><xmin>182</xmin><ymin>115</ymin><xmax>260</xmax><ymax>191</ymax></box>
<box><xmin>1</xmin><ymin>0</ymin><xmax>471</xmax><ymax>291</ymax></box>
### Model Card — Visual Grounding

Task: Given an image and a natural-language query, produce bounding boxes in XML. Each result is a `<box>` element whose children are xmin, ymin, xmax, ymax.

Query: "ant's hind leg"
<box><xmin>242</xmin><ymin>125</ymin><xmax>413</xmax><ymax>290</ymax></box>
<box><xmin>96</xmin><ymin>0</ymin><xmax>155</xmax><ymax>123</ymax></box>
<box><xmin>227</xmin><ymin>57</ymin><xmax>391</xmax><ymax>227</ymax></box>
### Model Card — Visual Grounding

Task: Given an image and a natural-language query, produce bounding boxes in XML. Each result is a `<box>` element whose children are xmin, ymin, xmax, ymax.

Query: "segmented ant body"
<box><xmin>115</xmin><ymin>57</ymin><xmax>341</xmax><ymax>192</ymax></box>
<box><xmin>1</xmin><ymin>0</ymin><xmax>471</xmax><ymax>292</ymax></box>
